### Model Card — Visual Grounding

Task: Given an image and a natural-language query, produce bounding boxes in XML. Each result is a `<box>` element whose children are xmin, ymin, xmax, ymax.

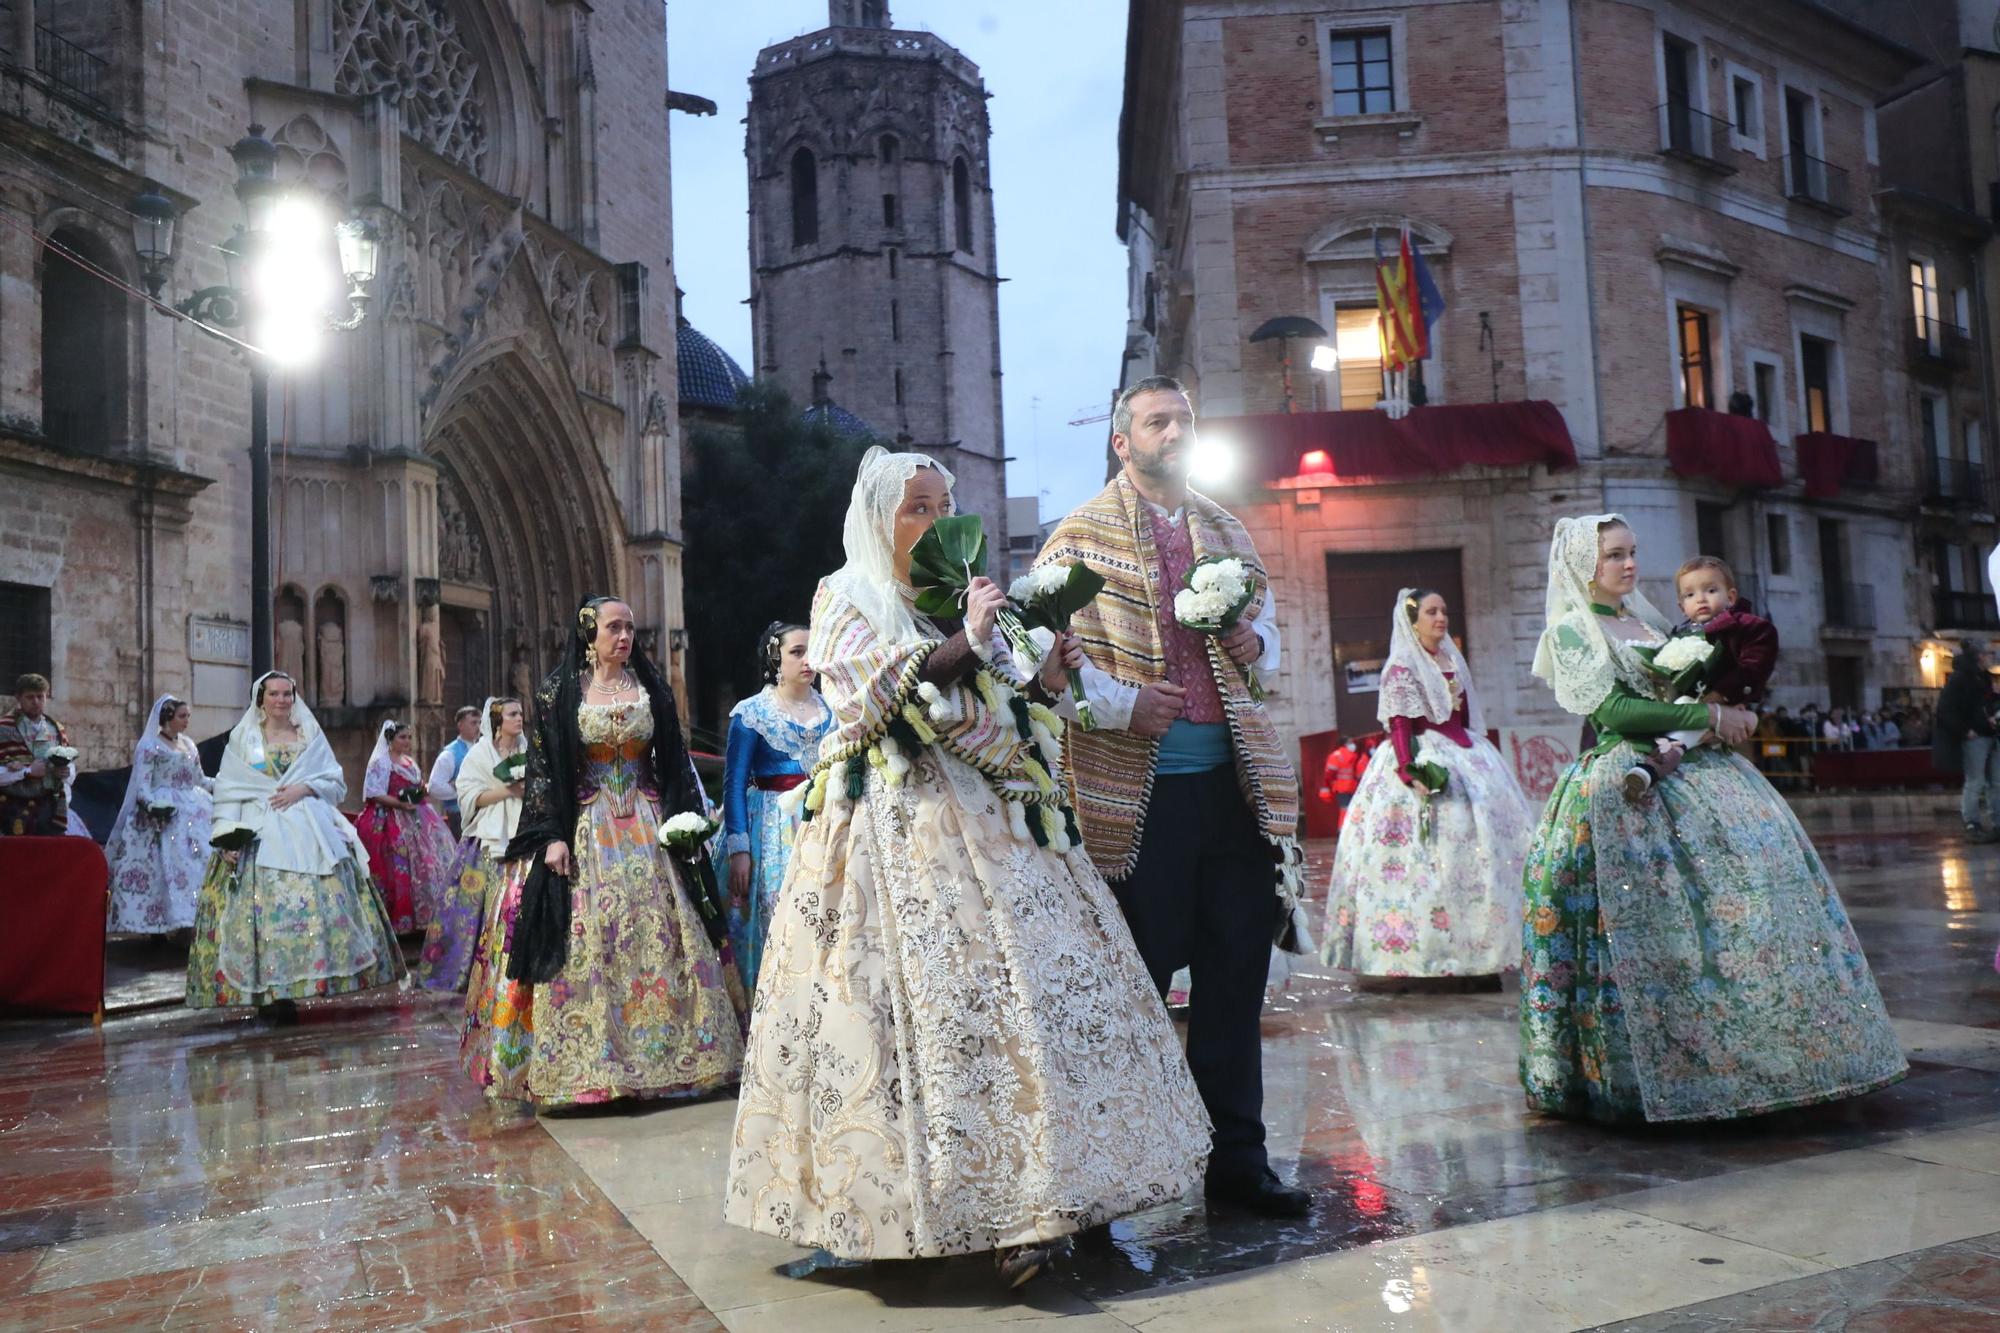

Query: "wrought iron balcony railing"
<box><xmin>1936</xmin><ymin>590</ymin><xmax>2000</xmax><ymax>632</ymax></box>
<box><xmin>1657</xmin><ymin>102</ymin><xmax>1737</xmax><ymax>174</ymax></box>
<box><xmin>1783</xmin><ymin>151</ymin><xmax>1850</xmax><ymax>215</ymax></box>
<box><xmin>1926</xmin><ymin>455</ymin><xmax>1990</xmax><ymax>507</ymax></box>
<box><xmin>1821</xmin><ymin>581</ymin><xmax>1875</xmax><ymax>632</ymax></box>
<box><xmin>4</xmin><ymin>12</ymin><xmax>111</xmax><ymax>110</ymax></box>
<box><xmin>1908</xmin><ymin>316</ymin><xmax>1973</xmax><ymax>372</ymax></box>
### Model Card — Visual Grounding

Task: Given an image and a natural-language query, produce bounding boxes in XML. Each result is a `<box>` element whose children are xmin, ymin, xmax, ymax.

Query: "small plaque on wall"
<box><xmin>189</xmin><ymin>617</ymin><xmax>251</xmax><ymax>666</ymax></box>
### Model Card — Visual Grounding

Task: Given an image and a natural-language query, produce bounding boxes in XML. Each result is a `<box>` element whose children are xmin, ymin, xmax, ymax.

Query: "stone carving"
<box><xmin>437</xmin><ymin>471</ymin><xmax>489</xmax><ymax>586</ymax></box>
<box><xmin>272</xmin><ymin>114</ymin><xmax>350</xmax><ymax>199</ymax></box>
<box><xmin>526</xmin><ymin>240</ymin><xmax>613</xmax><ymax>398</ymax></box>
<box><xmin>510</xmin><ymin>645</ymin><xmax>534</xmax><ymax>705</ymax></box>
<box><xmin>371</xmin><ymin>574</ymin><xmax>401</xmax><ymax>603</ymax></box>
<box><xmin>317</xmin><ymin>622</ymin><xmax>347</xmax><ymax>706</ymax></box>
<box><xmin>417</xmin><ymin>604</ymin><xmax>446</xmax><ymax>705</ymax></box>
<box><xmin>276</xmin><ymin>616</ymin><xmax>307</xmax><ymax>686</ymax></box>
<box><xmin>334</xmin><ymin>0</ymin><xmax>488</xmax><ymax>177</ymax></box>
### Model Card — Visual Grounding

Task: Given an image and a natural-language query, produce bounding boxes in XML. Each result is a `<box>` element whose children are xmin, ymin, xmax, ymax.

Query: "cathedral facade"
<box><xmin>0</xmin><ymin>0</ymin><xmax>690</xmax><ymax>782</ymax></box>
<box><xmin>745</xmin><ymin>2</ymin><xmax>1008</xmax><ymax>547</ymax></box>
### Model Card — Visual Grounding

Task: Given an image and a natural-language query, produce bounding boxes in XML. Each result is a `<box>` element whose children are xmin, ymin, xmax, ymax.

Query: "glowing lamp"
<box><xmin>1298</xmin><ymin>449</ymin><xmax>1334</xmax><ymax>477</ymax></box>
<box><xmin>1188</xmin><ymin>434</ymin><xmax>1236</xmax><ymax>485</ymax></box>
<box><xmin>1309</xmin><ymin>343</ymin><xmax>1339</xmax><ymax>373</ymax></box>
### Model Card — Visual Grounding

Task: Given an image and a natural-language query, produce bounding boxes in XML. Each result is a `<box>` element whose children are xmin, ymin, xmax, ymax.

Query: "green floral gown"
<box><xmin>187</xmin><ymin>740</ymin><xmax>405</xmax><ymax>1008</ymax></box>
<box><xmin>1518</xmin><ymin>616</ymin><xmax>1906</xmax><ymax>1124</ymax></box>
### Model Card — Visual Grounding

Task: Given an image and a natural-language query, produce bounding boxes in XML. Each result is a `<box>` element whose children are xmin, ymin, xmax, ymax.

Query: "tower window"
<box><xmin>891</xmin><ymin>300</ymin><xmax>901</xmax><ymax>341</ymax></box>
<box><xmin>894</xmin><ymin>368</ymin><xmax>905</xmax><ymax>405</ymax></box>
<box><xmin>952</xmin><ymin>158</ymin><xmax>973</xmax><ymax>254</ymax></box>
<box><xmin>879</xmin><ymin>134</ymin><xmax>899</xmax><ymax>164</ymax></box>
<box><xmin>882</xmin><ymin>193</ymin><xmax>899</xmax><ymax>228</ymax></box>
<box><xmin>887</xmin><ymin>249</ymin><xmax>898</xmax><ymax>279</ymax></box>
<box><xmin>790</xmin><ymin>147</ymin><xmax>818</xmax><ymax>248</ymax></box>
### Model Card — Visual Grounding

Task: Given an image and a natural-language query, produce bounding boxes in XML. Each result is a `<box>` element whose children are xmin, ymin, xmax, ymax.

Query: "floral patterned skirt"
<box><xmin>185</xmin><ymin>850</ymin><xmax>405</xmax><ymax>1008</ymax></box>
<box><xmin>415</xmin><ymin>837</ymin><xmax>499</xmax><ymax>994</ymax></box>
<box><xmin>1322</xmin><ymin>732</ymin><xmax>1533</xmax><ymax>978</ymax></box>
<box><xmin>355</xmin><ymin>802</ymin><xmax>458</xmax><ymax>933</ymax></box>
<box><xmin>725</xmin><ymin>752</ymin><xmax>1211</xmax><ymax>1261</ymax></box>
<box><xmin>1519</xmin><ymin>743</ymin><xmax>1906</xmax><ymax>1124</ymax></box>
<box><xmin>459</xmin><ymin>795</ymin><xmax>746</xmax><ymax>1106</ymax></box>
<box><xmin>723</xmin><ymin>786</ymin><xmax>799</xmax><ymax>996</ymax></box>
<box><xmin>107</xmin><ymin>798</ymin><xmax>213</xmax><ymax>934</ymax></box>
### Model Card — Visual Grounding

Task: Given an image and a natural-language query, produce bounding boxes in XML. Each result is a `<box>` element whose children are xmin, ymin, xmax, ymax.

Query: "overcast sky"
<box><xmin>665</xmin><ymin>1</ymin><xmax>1128</xmax><ymax>523</ymax></box>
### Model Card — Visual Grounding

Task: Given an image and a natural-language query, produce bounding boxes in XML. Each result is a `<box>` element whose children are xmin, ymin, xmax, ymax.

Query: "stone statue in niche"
<box><xmin>276</xmin><ymin>616</ymin><xmax>307</xmax><ymax>687</ymax></box>
<box><xmin>317</xmin><ymin>622</ymin><xmax>347</xmax><ymax>706</ymax></box>
<box><xmin>510</xmin><ymin>645</ymin><xmax>534</xmax><ymax>707</ymax></box>
<box><xmin>418</xmin><ymin>605</ymin><xmax>447</xmax><ymax>705</ymax></box>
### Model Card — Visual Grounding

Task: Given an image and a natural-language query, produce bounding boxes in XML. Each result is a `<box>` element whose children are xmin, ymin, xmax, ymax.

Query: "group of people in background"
<box><xmin>7</xmin><ymin>372</ymin><xmax>1991</xmax><ymax>1289</ymax></box>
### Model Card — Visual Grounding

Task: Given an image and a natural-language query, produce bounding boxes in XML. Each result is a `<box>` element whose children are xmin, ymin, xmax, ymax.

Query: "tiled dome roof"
<box><xmin>676</xmin><ymin>318</ymin><xmax>749</xmax><ymax>410</ymax></box>
<box><xmin>802</xmin><ymin>401</ymin><xmax>879</xmax><ymax>439</ymax></box>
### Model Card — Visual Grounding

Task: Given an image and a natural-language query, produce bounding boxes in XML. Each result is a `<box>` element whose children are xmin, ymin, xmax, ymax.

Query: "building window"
<box><xmin>41</xmin><ymin>228</ymin><xmax>126</xmax><ymax>453</ymax></box>
<box><xmin>1800</xmin><ymin>334</ymin><xmax>1833</xmax><ymax>433</ymax></box>
<box><xmin>1731</xmin><ymin>74</ymin><xmax>1760</xmax><ymax>139</ymax></box>
<box><xmin>887</xmin><ymin>248</ymin><xmax>898</xmax><ymax>280</ymax></box>
<box><xmin>1331</xmin><ymin>304</ymin><xmax>1385</xmax><ymax>411</ymax></box>
<box><xmin>891</xmin><ymin>299</ymin><xmax>901</xmax><ymax>342</ymax></box>
<box><xmin>882</xmin><ymin>193</ymin><xmax>899</xmax><ymax>228</ymax></box>
<box><xmin>879</xmin><ymin>134</ymin><xmax>899</xmax><ymax>164</ymax></box>
<box><xmin>790</xmin><ymin>147</ymin><xmax>818</xmax><ymax>248</ymax></box>
<box><xmin>0</xmin><ymin>582</ymin><xmax>52</xmax><ymax>687</ymax></box>
<box><xmin>1661</xmin><ymin>34</ymin><xmax>1704</xmax><ymax>155</ymax></box>
<box><xmin>1696</xmin><ymin>501</ymin><xmax>1728</xmax><ymax>565</ymax></box>
<box><xmin>1910</xmin><ymin>257</ymin><xmax>1941</xmax><ymax>347</ymax></box>
<box><xmin>1766</xmin><ymin>513</ymin><xmax>1791</xmax><ymax>576</ymax></box>
<box><xmin>1920</xmin><ymin>393</ymin><xmax>1945</xmax><ymax>459</ymax></box>
<box><xmin>1327</xmin><ymin>30</ymin><xmax>1394</xmax><ymax>115</ymax></box>
<box><xmin>1783</xmin><ymin>87</ymin><xmax>1827</xmax><ymax>199</ymax></box>
<box><xmin>952</xmin><ymin>158</ymin><xmax>974</xmax><ymax>254</ymax></box>
<box><xmin>893</xmin><ymin>368</ymin><xmax>905</xmax><ymax>405</ymax></box>
<box><xmin>1969</xmin><ymin>417</ymin><xmax>1985</xmax><ymax>469</ymax></box>
<box><xmin>1143</xmin><ymin>274</ymin><xmax>1157</xmax><ymax>334</ymax></box>
<box><xmin>1752</xmin><ymin>360</ymin><xmax>1778</xmax><ymax>425</ymax></box>
<box><xmin>1677</xmin><ymin>303</ymin><xmax>1714</xmax><ymax>409</ymax></box>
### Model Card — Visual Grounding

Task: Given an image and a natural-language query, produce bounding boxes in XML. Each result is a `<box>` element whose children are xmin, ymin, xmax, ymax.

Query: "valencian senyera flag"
<box><xmin>1374</xmin><ymin>225</ymin><xmax>1447</xmax><ymax>372</ymax></box>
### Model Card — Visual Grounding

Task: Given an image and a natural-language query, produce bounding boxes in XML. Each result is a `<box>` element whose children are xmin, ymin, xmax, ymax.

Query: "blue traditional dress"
<box><xmin>721</xmin><ymin>687</ymin><xmax>834</xmax><ymax>992</ymax></box>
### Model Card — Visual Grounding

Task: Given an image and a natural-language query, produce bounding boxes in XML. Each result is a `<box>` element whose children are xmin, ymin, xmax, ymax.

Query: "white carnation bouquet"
<box><xmin>657</xmin><ymin>810</ymin><xmax>720</xmax><ymax>853</ymax></box>
<box><xmin>1171</xmin><ymin>555</ymin><xmax>1265</xmax><ymax>702</ymax></box>
<box><xmin>1634</xmin><ymin>631</ymin><xmax>1715</xmax><ymax>699</ymax></box>
<box><xmin>1005</xmin><ymin>560</ymin><xmax>1108</xmax><ymax>730</ymax></box>
<box><xmin>47</xmin><ymin>745</ymin><xmax>78</xmax><ymax>765</ymax></box>
<box><xmin>657</xmin><ymin>810</ymin><xmax>726</xmax><ymax>927</ymax></box>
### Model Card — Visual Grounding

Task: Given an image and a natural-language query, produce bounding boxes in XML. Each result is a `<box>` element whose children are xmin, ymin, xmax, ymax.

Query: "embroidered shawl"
<box><xmin>1036</xmin><ymin>475</ymin><xmax>1300</xmax><ymax>880</ymax></box>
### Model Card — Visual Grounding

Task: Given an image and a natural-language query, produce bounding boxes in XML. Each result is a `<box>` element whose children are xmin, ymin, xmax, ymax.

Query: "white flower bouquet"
<box><xmin>46</xmin><ymin>745</ymin><xmax>78</xmax><ymax>766</ymax></box>
<box><xmin>1172</xmin><ymin>556</ymin><xmax>1265</xmax><ymax>702</ymax></box>
<box><xmin>1635</xmin><ymin>632</ymin><xmax>1715</xmax><ymax>698</ymax></box>
<box><xmin>1006</xmin><ymin>560</ymin><xmax>1108</xmax><ymax>730</ymax></box>
<box><xmin>144</xmin><ymin>800</ymin><xmax>178</xmax><ymax>825</ymax></box>
<box><xmin>657</xmin><ymin>810</ymin><xmax>720</xmax><ymax>853</ymax></box>
<box><xmin>657</xmin><ymin>811</ymin><xmax>725</xmax><ymax>927</ymax></box>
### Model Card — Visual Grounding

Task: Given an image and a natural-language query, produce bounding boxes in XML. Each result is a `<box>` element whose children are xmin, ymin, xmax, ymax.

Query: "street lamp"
<box><xmin>133</xmin><ymin>124</ymin><xmax>380</xmax><ymax>678</ymax></box>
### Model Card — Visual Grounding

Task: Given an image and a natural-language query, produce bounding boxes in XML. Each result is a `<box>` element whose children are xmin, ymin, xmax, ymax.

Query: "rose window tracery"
<box><xmin>334</xmin><ymin>0</ymin><xmax>489</xmax><ymax>177</ymax></box>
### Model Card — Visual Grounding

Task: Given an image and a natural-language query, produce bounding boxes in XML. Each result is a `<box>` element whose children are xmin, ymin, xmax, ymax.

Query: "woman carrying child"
<box><xmin>1518</xmin><ymin>514</ymin><xmax>1905</xmax><ymax>1126</ymax></box>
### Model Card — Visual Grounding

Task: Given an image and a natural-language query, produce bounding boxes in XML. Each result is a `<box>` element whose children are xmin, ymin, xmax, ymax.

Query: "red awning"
<box><xmin>1664</xmin><ymin>407</ymin><xmax>1783</xmax><ymax>489</ymax></box>
<box><xmin>1205</xmin><ymin>400</ymin><xmax>1577</xmax><ymax>485</ymax></box>
<box><xmin>1795</xmin><ymin>432</ymin><xmax>1879</xmax><ymax>499</ymax></box>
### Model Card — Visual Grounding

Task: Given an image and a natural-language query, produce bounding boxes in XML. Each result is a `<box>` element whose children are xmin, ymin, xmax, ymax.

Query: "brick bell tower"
<box><xmin>746</xmin><ymin>1</ymin><xmax>1008</xmax><ymax>549</ymax></box>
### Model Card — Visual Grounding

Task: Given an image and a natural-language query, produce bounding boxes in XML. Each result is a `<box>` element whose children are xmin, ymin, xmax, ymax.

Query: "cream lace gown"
<box><xmin>724</xmin><ymin>581</ymin><xmax>1211</xmax><ymax>1260</ymax></box>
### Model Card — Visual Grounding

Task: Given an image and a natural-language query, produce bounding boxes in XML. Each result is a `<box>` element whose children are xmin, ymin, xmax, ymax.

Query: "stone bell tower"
<box><xmin>746</xmin><ymin>1</ymin><xmax>1007</xmax><ymax>549</ymax></box>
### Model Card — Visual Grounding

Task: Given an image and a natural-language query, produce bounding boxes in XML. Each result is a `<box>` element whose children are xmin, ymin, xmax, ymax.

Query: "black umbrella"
<box><xmin>1248</xmin><ymin>316</ymin><xmax>1330</xmax><ymax>413</ymax></box>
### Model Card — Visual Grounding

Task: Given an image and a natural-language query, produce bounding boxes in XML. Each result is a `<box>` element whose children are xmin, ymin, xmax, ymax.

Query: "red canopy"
<box><xmin>1795</xmin><ymin>432</ymin><xmax>1878</xmax><ymax>499</ymax></box>
<box><xmin>1205</xmin><ymin>400</ymin><xmax>1577</xmax><ymax>486</ymax></box>
<box><xmin>1664</xmin><ymin>408</ymin><xmax>1783</xmax><ymax>489</ymax></box>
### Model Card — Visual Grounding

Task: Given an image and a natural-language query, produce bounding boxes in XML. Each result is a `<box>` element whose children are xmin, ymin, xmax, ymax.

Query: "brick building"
<box><xmin>0</xmin><ymin>0</ymin><xmax>694</xmax><ymax>785</ymax></box>
<box><xmin>1117</xmin><ymin>0</ymin><xmax>1984</xmax><ymax>760</ymax></box>
<box><xmin>745</xmin><ymin>1</ymin><xmax>1008</xmax><ymax>549</ymax></box>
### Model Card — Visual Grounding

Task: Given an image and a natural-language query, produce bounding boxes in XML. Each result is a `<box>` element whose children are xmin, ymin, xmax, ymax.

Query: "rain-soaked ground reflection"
<box><xmin>1</xmin><ymin>821</ymin><xmax>1996</xmax><ymax>1327</ymax></box>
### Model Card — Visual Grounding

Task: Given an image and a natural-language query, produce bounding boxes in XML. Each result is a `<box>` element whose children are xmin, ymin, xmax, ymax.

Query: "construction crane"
<box><xmin>1067</xmin><ymin>403</ymin><xmax>1112</xmax><ymax>427</ymax></box>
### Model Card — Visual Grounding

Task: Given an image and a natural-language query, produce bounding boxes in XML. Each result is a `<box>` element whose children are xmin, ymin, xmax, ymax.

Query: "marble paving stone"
<box><xmin>1890</xmin><ymin>1017</ymin><xmax>2000</xmax><ymax>1072</ymax></box>
<box><xmin>1613</xmin><ymin>1146</ymin><xmax>2000</xmax><ymax>1268</ymax></box>
<box><xmin>1866</xmin><ymin>1122</ymin><xmax>2000</xmax><ymax>1174</ymax></box>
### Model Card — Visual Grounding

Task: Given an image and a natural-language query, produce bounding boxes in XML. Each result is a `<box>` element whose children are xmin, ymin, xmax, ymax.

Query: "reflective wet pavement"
<box><xmin>3</xmin><ymin>816</ymin><xmax>1997</xmax><ymax>1331</ymax></box>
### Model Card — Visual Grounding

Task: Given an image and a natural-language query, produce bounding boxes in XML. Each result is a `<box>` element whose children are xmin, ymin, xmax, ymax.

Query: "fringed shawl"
<box><xmin>1036</xmin><ymin>476</ymin><xmax>1301</xmax><ymax>881</ymax></box>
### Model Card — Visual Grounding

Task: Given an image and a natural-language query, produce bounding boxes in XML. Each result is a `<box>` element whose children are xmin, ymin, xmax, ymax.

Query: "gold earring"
<box><xmin>585</xmin><ymin>644</ymin><xmax>600</xmax><ymax>671</ymax></box>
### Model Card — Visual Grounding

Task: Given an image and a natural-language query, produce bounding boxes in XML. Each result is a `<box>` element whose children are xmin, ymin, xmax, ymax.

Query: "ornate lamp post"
<box><xmin>132</xmin><ymin>125</ymin><xmax>380</xmax><ymax>678</ymax></box>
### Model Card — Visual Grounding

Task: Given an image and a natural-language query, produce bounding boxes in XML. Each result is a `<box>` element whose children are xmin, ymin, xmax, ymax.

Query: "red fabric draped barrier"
<box><xmin>1795</xmin><ymin>432</ymin><xmax>1878</xmax><ymax>500</ymax></box>
<box><xmin>1205</xmin><ymin>400</ymin><xmax>1577</xmax><ymax>485</ymax></box>
<box><xmin>0</xmin><ymin>836</ymin><xmax>107</xmax><ymax>1015</ymax></box>
<box><xmin>1664</xmin><ymin>408</ymin><xmax>1783</xmax><ymax>488</ymax></box>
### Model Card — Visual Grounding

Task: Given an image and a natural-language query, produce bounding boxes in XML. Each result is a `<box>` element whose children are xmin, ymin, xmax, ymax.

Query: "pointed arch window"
<box><xmin>791</xmin><ymin>147</ymin><xmax>819</xmax><ymax>248</ymax></box>
<box><xmin>879</xmin><ymin>134</ymin><xmax>900</xmax><ymax>164</ymax></box>
<box><xmin>41</xmin><ymin>227</ymin><xmax>128</xmax><ymax>453</ymax></box>
<box><xmin>952</xmin><ymin>157</ymin><xmax>973</xmax><ymax>254</ymax></box>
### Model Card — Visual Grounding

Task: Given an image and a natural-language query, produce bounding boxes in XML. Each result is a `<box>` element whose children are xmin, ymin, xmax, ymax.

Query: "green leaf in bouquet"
<box><xmin>907</xmin><ymin>514</ymin><xmax>989</xmax><ymax>619</ymax></box>
<box><xmin>1409</xmin><ymin>760</ymin><xmax>1449</xmax><ymax>795</ymax></box>
<box><xmin>1016</xmin><ymin>561</ymin><xmax>1108</xmax><ymax>632</ymax></box>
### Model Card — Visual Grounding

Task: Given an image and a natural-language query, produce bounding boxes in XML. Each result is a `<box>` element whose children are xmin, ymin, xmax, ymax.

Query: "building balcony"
<box><xmin>1908</xmin><ymin>316</ymin><xmax>1973</xmax><ymax>374</ymax></box>
<box><xmin>1656</xmin><ymin>103</ymin><xmax>1737</xmax><ymax>175</ymax></box>
<box><xmin>1821</xmin><ymin>581</ymin><xmax>1876</xmax><ymax>634</ymax></box>
<box><xmin>1936</xmin><ymin>590</ymin><xmax>2000</xmax><ymax>632</ymax></box>
<box><xmin>1783</xmin><ymin>152</ymin><xmax>1850</xmax><ymax>216</ymax></box>
<box><xmin>1795</xmin><ymin>432</ymin><xmax>1877</xmax><ymax>500</ymax></box>
<box><xmin>1925</xmin><ymin>456</ymin><xmax>1990</xmax><ymax>508</ymax></box>
<box><xmin>0</xmin><ymin>4</ymin><xmax>114</xmax><ymax>114</ymax></box>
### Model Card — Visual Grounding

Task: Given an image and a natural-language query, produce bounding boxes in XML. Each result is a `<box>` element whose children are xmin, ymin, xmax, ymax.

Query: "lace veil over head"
<box><xmin>1530</xmin><ymin>513</ymin><xmax>1670</xmax><ymax>716</ymax></box>
<box><xmin>1378</xmin><ymin>589</ymin><xmax>1484</xmax><ymax>733</ymax></box>
<box><xmin>826</xmin><ymin>444</ymin><xmax>956</xmax><ymax>645</ymax></box>
<box><xmin>365</xmin><ymin>717</ymin><xmax>406</xmax><ymax>783</ymax></box>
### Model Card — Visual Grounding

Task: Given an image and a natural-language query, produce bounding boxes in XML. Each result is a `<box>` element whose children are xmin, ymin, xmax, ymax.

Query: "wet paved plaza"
<box><xmin>3</xmin><ymin>815</ymin><xmax>1998</xmax><ymax>1331</ymax></box>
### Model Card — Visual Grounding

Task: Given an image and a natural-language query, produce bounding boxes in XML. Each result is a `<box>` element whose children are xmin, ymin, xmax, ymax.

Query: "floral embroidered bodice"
<box><xmin>260</xmin><ymin>739</ymin><xmax>303</xmax><ymax>780</ymax></box>
<box><xmin>578</xmin><ymin>698</ymin><xmax>655</xmax><ymax>818</ymax></box>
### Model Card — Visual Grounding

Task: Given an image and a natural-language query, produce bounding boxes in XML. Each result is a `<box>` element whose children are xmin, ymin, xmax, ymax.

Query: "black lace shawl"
<box><xmin>503</xmin><ymin>623</ymin><xmax>720</xmax><ymax>983</ymax></box>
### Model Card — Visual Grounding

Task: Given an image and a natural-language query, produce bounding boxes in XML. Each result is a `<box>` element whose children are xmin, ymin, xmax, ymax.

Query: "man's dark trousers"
<box><xmin>1109</xmin><ymin>763</ymin><xmax>1273</xmax><ymax>1185</ymax></box>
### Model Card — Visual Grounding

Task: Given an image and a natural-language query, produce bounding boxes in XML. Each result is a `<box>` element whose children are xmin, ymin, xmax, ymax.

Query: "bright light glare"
<box><xmin>1310</xmin><ymin>343</ymin><xmax>1339</xmax><ymax>372</ymax></box>
<box><xmin>1337</xmin><ymin>316</ymin><xmax>1384</xmax><ymax>365</ymax></box>
<box><xmin>248</xmin><ymin>195</ymin><xmax>336</xmax><ymax>366</ymax></box>
<box><xmin>1188</xmin><ymin>433</ymin><xmax>1235</xmax><ymax>485</ymax></box>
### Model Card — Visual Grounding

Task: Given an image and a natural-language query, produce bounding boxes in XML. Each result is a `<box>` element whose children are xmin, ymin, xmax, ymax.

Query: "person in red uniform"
<box><xmin>1319</xmin><ymin>738</ymin><xmax>1365</xmax><ymax>836</ymax></box>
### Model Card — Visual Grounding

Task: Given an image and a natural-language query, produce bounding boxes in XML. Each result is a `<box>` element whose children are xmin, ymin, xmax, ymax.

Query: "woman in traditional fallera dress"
<box><xmin>354</xmin><ymin>719</ymin><xmax>458</xmax><ymax>932</ymax></box>
<box><xmin>106</xmin><ymin>695</ymin><xmax>214</xmax><ymax>935</ymax></box>
<box><xmin>460</xmin><ymin>597</ymin><xmax>744</xmax><ymax>1107</ymax></box>
<box><xmin>722</xmin><ymin>622</ymin><xmax>834</xmax><ymax>994</ymax></box>
<box><xmin>417</xmin><ymin>697</ymin><xmax>526</xmax><ymax>993</ymax></box>
<box><xmin>1519</xmin><ymin>514</ymin><xmax>1906</xmax><ymax>1124</ymax></box>
<box><xmin>1322</xmin><ymin>589</ymin><xmax>1532</xmax><ymax>984</ymax></box>
<box><xmin>187</xmin><ymin>672</ymin><xmax>404</xmax><ymax>1020</ymax></box>
<box><xmin>725</xmin><ymin>447</ymin><xmax>1210</xmax><ymax>1286</ymax></box>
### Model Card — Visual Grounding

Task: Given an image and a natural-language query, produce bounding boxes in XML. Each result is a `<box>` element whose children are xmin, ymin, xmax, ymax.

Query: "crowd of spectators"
<box><xmin>1753</xmin><ymin>701</ymin><xmax>1934</xmax><ymax>753</ymax></box>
